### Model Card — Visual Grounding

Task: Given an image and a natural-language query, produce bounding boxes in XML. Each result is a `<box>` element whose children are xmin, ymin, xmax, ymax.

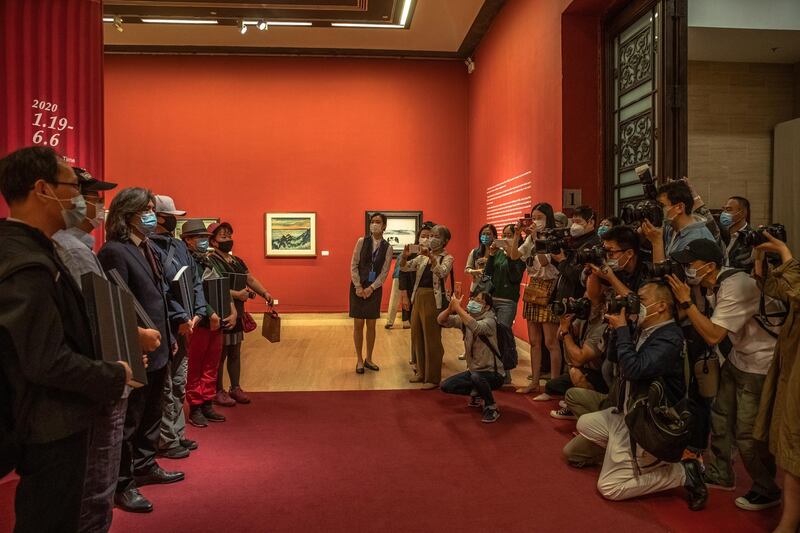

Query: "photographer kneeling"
<box><xmin>668</xmin><ymin>239</ymin><xmax>781</xmax><ymax>511</ymax></box>
<box><xmin>575</xmin><ymin>282</ymin><xmax>708</xmax><ymax>510</ymax></box>
<box><xmin>438</xmin><ymin>293</ymin><xmax>505</xmax><ymax>423</ymax></box>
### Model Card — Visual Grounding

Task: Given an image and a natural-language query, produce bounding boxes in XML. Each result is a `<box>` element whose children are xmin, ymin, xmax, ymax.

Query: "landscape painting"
<box><xmin>365</xmin><ymin>211</ymin><xmax>422</xmax><ymax>256</ymax></box>
<box><xmin>265</xmin><ymin>213</ymin><xmax>316</xmax><ymax>257</ymax></box>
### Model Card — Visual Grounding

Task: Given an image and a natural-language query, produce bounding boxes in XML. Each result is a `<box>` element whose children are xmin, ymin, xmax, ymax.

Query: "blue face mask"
<box><xmin>136</xmin><ymin>211</ymin><xmax>158</xmax><ymax>235</ymax></box>
<box><xmin>597</xmin><ymin>226</ymin><xmax>610</xmax><ymax>238</ymax></box>
<box><xmin>196</xmin><ymin>239</ymin><xmax>210</xmax><ymax>253</ymax></box>
<box><xmin>719</xmin><ymin>211</ymin><xmax>738</xmax><ymax>228</ymax></box>
<box><xmin>480</xmin><ymin>234</ymin><xmax>493</xmax><ymax>246</ymax></box>
<box><xmin>466</xmin><ymin>300</ymin><xmax>485</xmax><ymax>315</ymax></box>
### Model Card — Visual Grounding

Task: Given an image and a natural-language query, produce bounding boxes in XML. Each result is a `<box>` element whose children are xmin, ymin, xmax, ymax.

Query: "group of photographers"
<box><xmin>464</xmin><ymin>173</ymin><xmax>798</xmax><ymax>529</ymax></box>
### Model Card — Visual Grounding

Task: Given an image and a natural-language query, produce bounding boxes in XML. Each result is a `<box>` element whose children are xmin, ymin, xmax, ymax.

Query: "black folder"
<box><xmin>107</xmin><ymin>268</ymin><xmax>158</xmax><ymax>330</ymax></box>
<box><xmin>171</xmin><ymin>266</ymin><xmax>195</xmax><ymax>315</ymax></box>
<box><xmin>81</xmin><ymin>272</ymin><xmax>147</xmax><ymax>388</ymax></box>
<box><xmin>227</xmin><ymin>272</ymin><xmax>248</xmax><ymax>292</ymax></box>
<box><xmin>203</xmin><ymin>277</ymin><xmax>232</xmax><ymax>318</ymax></box>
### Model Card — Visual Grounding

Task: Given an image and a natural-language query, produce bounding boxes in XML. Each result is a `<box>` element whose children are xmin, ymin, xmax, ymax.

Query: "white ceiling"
<box><xmin>689</xmin><ymin>27</ymin><xmax>800</xmax><ymax>64</ymax></box>
<box><xmin>104</xmin><ymin>0</ymin><xmax>486</xmax><ymax>55</ymax></box>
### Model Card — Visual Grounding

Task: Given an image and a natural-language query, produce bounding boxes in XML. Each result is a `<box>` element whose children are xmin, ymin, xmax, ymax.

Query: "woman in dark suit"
<box><xmin>98</xmin><ymin>187</ymin><xmax>184</xmax><ymax>514</ymax></box>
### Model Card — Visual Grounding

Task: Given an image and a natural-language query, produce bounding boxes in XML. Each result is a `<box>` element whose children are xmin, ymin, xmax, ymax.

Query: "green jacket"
<box><xmin>485</xmin><ymin>251</ymin><xmax>525</xmax><ymax>302</ymax></box>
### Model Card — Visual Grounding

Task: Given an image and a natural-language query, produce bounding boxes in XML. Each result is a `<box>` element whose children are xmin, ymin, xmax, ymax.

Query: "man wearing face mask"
<box><xmin>667</xmin><ymin>239</ymin><xmax>781</xmax><ymax>511</ymax></box>
<box><xmin>438</xmin><ymin>292</ymin><xmax>505</xmax><ymax>423</ymax></box>
<box><xmin>575</xmin><ymin>281</ymin><xmax>707</xmax><ymax>510</ymax></box>
<box><xmin>551</xmin><ymin>205</ymin><xmax>601</xmax><ymax>302</ymax></box>
<box><xmin>150</xmin><ymin>196</ymin><xmax>210</xmax><ymax>459</ymax></box>
<box><xmin>0</xmin><ymin>147</ymin><xmax>133</xmax><ymax>531</ymax></box>
<box><xmin>720</xmin><ymin>196</ymin><xmax>755</xmax><ymax>272</ymax></box>
<box><xmin>98</xmin><ymin>188</ymin><xmax>185</xmax><ymax>513</ymax></box>
<box><xmin>587</xmin><ymin>226</ymin><xmax>648</xmax><ymax>299</ymax></box>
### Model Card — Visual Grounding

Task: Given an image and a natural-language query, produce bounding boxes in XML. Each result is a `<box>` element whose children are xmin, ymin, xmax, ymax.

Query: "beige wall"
<box><xmin>688</xmin><ymin>61</ymin><xmax>796</xmax><ymax>225</ymax></box>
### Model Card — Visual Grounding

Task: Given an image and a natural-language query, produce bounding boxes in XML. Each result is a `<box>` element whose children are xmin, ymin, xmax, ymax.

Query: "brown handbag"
<box><xmin>523</xmin><ymin>277</ymin><xmax>554</xmax><ymax>306</ymax></box>
<box><xmin>261</xmin><ymin>306</ymin><xmax>281</xmax><ymax>343</ymax></box>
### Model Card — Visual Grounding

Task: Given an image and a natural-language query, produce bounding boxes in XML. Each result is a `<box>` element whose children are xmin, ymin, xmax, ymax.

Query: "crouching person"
<box><xmin>575</xmin><ymin>282</ymin><xmax>708</xmax><ymax>511</ymax></box>
<box><xmin>438</xmin><ymin>293</ymin><xmax>505</xmax><ymax>423</ymax></box>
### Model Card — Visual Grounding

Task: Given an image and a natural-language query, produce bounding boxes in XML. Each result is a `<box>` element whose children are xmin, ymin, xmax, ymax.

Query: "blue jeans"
<box><xmin>492</xmin><ymin>298</ymin><xmax>517</xmax><ymax>329</ymax></box>
<box><xmin>441</xmin><ymin>370</ymin><xmax>504</xmax><ymax>406</ymax></box>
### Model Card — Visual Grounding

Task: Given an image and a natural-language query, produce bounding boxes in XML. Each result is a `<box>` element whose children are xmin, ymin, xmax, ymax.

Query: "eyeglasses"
<box><xmin>602</xmin><ymin>247</ymin><xmax>629</xmax><ymax>257</ymax></box>
<box><xmin>53</xmin><ymin>181</ymin><xmax>81</xmax><ymax>192</ymax></box>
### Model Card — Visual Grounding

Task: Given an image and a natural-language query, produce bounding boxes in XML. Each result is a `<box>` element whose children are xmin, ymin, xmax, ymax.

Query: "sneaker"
<box><xmin>188</xmin><ymin>407</ymin><xmax>208</xmax><ymax>428</ymax></box>
<box><xmin>229</xmin><ymin>386</ymin><xmax>251</xmax><ymax>404</ymax></box>
<box><xmin>734</xmin><ymin>491</ymin><xmax>782</xmax><ymax>511</ymax></box>
<box><xmin>384</xmin><ymin>322</ymin><xmax>393</xmax><ymax>329</ymax></box>
<box><xmin>558</xmin><ymin>400</ymin><xmax>567</xmax><ymax>409</ymax></box>
<box><xmin>214</xmin><ymin>390</ymin><xmax>236</xmax><ymax>407</ymax></box>
<box><xmin>201</xmin><ymin>403</ymin><xmax>226</xmax><ymax>422</ymax></box>
<box><xmin>467</xmin><ymin>395</ymin><xmax>482</xmax><ymax>408</ymax></box>
<box><xmin>156</xmin><ymin>445</ymin><xmax>190</xmax><ymax>459</ymax></box>
<box><xmin>682</xmin><ymin>459</ymin><xmax>708</xmax><ymax>511</ymax></box>
<box><xmin>180</xmin><ymin>439</ymin><xmax>198</xmax><ymax>451</ymax></box>
<box><xmin>702</xmin><ymin>473</ymin><xmax>735</xmax><ymax>491</ymax></box>
<box><xmin>550</xmin><ymin>407</ymin><xmax>577</xmax><ymax>420</ymax></box>
<box><xmin>533</xmin><ymin>393</ymin><xmax>553</xmax><ymax>401</ymax></box>
<box><xmin>402</xmin><ymin>321</ymin><xmax>411</xmax><ymax>329</ymax></box>
<box><xmin>481</xmin><ymin>407</ymin><xmax>500</xmax><ymax>423</ymax></box>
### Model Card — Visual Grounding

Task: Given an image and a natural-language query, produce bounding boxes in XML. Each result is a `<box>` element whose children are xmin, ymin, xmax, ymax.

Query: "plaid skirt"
<box><xmin>522</xmin><ymin>277</ymin><xmax>557</xmax><ymax>323</ymax></box>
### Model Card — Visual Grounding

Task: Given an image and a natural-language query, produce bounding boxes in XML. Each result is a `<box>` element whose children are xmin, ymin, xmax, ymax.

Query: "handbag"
<box><xmin>261</xmin><ymin>306</ymin><xmax>281</xmax><ymax>343</ymax></box>
<box><xmin>523</xmin><ymin>276</ymin><xmax>554</xmax><ymax>306</ymax></box>
<box><xmin>693</xmin><ymin>353</ymin><xmax>720</xmax><ymax>399</ymax></box>
<box><xmin>242</xmin><ymin>311</ymin><xmax>257</xmax><ymax>334</ymax></box>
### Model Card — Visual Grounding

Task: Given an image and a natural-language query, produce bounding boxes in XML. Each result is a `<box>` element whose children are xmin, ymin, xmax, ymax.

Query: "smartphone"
<box><xmin>493</xmin><ymin>238</ymin><xmax>509</xmax><ymax>249</ymax></box>
<box><xmin>454</xmin><ymin>281</ymin><xmax>462</xmax><ymax>299</ymax></box>
<box><xmin>408</xmin><ymin>244</ymin><xmax>421</xmax><ymax>254</ymax></box>
<box><xmin>519</xmin><ymin>216</ymin><xmax>534</xmax><ymax>228</ymax></box>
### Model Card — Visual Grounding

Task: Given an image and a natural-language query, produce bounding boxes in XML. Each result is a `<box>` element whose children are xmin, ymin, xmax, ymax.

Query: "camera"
<box><xmin>575</xmin><ymin>245</ymin><xmax>606</xmax><ymax>266</ymax></box>
<box><xmin>534</xmin><ymin>227</ymin><xmax>571</xmax><ymax>254</ymax></box>
<box><xmin>738</xmin><ymin>224</ymin><xmax>787</xmax><ymax>247</ymax></box>
<box><xmin>606</xmin><ymin>293</ymin><xmax>641</xmax><ymax>314</ymax></box>
<box><xmin>552</xmin><ymin>297</ymin><xmax>592</xmax><ymax>320</ymax></box>
<box><xmin>644</xmin><ymin>259</ymin><xmax>686</xmax><ymax>282</ymax></box>
<box><xmin>635</xmin><ymin>164</ymin><xmax>658</xmax><ymax>200</ymax></box>
<box><xmin>618</xmin><ymin>164</ymin><xmax>664</xmax><ymax>226</ymax></box>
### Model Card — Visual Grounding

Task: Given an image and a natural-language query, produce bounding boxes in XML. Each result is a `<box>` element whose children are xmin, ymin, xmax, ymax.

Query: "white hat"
<box><xmin>154</xmin><ymin>195</ymin><xmax>186</xmax><ymax>216</ymax></box>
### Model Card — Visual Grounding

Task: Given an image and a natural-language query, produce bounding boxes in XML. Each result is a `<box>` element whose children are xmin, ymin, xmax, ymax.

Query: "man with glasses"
<box><xmin>0</xmin><ymin>146</ymin><xmax>133</xmax><ymax>532</ymax></box>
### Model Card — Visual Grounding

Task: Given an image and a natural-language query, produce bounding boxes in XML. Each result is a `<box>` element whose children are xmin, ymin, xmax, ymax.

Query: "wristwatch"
<box><xmin>679</xmin><ymin>301</ymin><xmax>693</xmax><ymax>310</ymax></box>
<box><xmin>558</xmin><ymin>330</ymin><xmax>569</xmax><ymax>341</ymax></box>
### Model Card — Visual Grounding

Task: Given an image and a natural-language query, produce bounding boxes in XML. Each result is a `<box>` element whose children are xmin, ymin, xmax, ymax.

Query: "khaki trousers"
<box><xmin>411</xmin><ymin>288</ymin><xmax>444</xmax><ymax>385</ymax></box>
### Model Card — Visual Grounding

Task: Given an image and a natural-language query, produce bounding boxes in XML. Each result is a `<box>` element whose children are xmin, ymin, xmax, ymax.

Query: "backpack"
<box><xmin>478</xmin><ymin>322</ymin><xmax>519</xmax><ymax>371</ymax></box>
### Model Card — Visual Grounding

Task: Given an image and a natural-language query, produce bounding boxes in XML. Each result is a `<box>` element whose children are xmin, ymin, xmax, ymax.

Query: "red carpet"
<box><xmin>0</xmin><ymin>390</ymin><xmax>781</xmax><ymax>532</ymax></box>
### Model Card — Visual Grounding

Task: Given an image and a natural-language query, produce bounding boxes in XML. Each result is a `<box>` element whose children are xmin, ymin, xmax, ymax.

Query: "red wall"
<box><xmin>104</xmin><ymin>55</ymin><xmax>469</xmax><ymax>312</ymax></box>
<box><xmin>467</xmin><ymin>0</ymin><xmax>572</xmax><ymax>339</ymax></box>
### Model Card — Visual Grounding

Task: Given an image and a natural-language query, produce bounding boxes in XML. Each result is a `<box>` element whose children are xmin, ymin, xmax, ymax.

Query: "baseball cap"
<box><xmin>154</xmin><ymin>195</ymin><xmax>187</xmax><ymax>216</ymax></box>
<box><xmin>670</xmin><ymin>239</ymin><xmax>724</xmax><ymax>266</ymax></box>
<box><xmin>73</xmin><ymin>167</ymin><xmax>117</xmax><ymax>193</ymax></box>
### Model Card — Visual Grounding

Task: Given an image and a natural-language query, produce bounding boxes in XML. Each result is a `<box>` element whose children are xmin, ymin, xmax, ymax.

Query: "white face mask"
<box><xmin>606</xmin><ymin>252</ymin><xmax>630</xmax><ymax>272</ymax></box>
<box><xmin>534</xmin><ymin>219</ymin><xmax>546</xmax><ymax>231</ymax></box>
<box><xmin>429</xmin><ymin>237</ymin><xmax>443</xmax><ymax>250</ymax></box>
<box><xmin>418</xmin><ymin>237</ymin><xmax>430</xmax><ymax>248</ymax></box>
<box><xmin>570</xmin><ymin>223</ymin><xmax>587</xmax><ymax>238</ymax></box>
<box><xmin>370</xmin><ymin>223</ymin><xmax>382</xmax><ymax>235</ymax></box>
<box><xmin>684</xmin><ymin>263</ymin><xmax>709</xmax><ymax>286</ymax></box>
<box><xmin>637</xmin><ymin>301</ymin><xmax>660</xmax><ymax>328</ymax></box>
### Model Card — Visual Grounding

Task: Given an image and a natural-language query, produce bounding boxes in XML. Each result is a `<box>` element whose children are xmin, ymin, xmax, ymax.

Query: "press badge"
<box><xmin>368</xmin><ymin>271</ymin><xmax>377</xmax><ymax>283</ymax></box>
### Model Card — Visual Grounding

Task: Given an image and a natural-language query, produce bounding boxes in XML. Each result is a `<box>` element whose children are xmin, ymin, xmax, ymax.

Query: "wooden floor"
<box><xmin>228</xmin><ymin>313</ymin><xmax>534</xmax><ymax>392</ymax></box>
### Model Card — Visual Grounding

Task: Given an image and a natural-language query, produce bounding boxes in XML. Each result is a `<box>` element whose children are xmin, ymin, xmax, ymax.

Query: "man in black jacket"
<box><xmin>0</xmin><ymin>146</ymin><xmax>131</xmax><ymax>532</ymax></box>
<box><xmin>98</xmin><ymin>187</ymin><xmax>185</xmax><ymax>513</ymax></box>
<box><xmin>551</xmin><ymin>205</ymin><xmax>601</xmax><ymax>302</ymax></box>
<box><xmin>574</xmin><ymin>281</ymin><xmax>708</xmax><ymax>511</ymax></box>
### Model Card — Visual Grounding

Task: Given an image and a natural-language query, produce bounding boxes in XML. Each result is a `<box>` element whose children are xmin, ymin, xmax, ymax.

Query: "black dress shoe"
<box><xmin>180</xmin><ymin>438</ymin><xmax>198</xmax><ymax>451</ymax></box>
<box><xmin>682</xmin><ymin>459</ymin><xmax>708</xmax><ymax>511</ymax></box>
<box><xmin>157</xmin><ymin>445</ymin><xmax>190</xmax><ymax>459</ymax></box>
<box><xmin>134</xmin><ymin>466</ymin><xmax>185</xmax><ymax>487</ymax></box>
<box><xmin>114</xmin><ymin>488</ymin><xmax>153</xmax><ymax>513</ymax></box>
<box><xmin>364</xmin><ymin>361</ymin><xmax>380</xmax><ymax>371</ymax></box>
<box><xmin>201</xmin><ymin>404</ymin><xmax>226</xmax><ymax>422</ymax></box>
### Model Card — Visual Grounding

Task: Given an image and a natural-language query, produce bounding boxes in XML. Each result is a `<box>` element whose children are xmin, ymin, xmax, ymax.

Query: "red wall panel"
<box><xmin>0</xmin><ymin>0</ymin><xmax>104</xmax><ymax>217</ymax></box>
<box><xmin>103</xmin><ymin>55</ymin><xmax>469</xmax><ymax>313</ymax></box>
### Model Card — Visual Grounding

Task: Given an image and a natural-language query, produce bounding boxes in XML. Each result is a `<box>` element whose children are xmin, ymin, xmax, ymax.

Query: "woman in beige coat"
<box><xmin>753</xmin><ymin>232</ymin><xmax>800</xmax><ymax>533</ymax></box>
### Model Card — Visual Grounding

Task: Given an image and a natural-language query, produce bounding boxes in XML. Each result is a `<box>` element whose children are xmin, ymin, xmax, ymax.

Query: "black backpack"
<box><xmin>478</xmin><ymin>322</ymin><xmax>519</xmax><ymax>371</ymax></box>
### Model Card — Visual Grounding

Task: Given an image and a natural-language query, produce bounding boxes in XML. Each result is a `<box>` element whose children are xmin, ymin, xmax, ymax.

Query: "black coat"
<box><xmin>0</xmin><ymin>221</ymin><xmax>126</xmax><ymax>444</ymax></box>
<box><xmin>98</xmin><ymin>238</ymin><xmax>173</xmax><ymax>371</ymax></box>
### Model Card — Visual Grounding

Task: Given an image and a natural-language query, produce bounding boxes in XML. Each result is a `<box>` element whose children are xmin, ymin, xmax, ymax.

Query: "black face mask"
<box><xmin>160</xmin><ymin>214</ymin><xmax>177</xmax><ymax>233</ymax></box>
<box><xmin>217</xmin><ymin>240</ymin><xmax>234</xmax><ymax>253</ymax></box>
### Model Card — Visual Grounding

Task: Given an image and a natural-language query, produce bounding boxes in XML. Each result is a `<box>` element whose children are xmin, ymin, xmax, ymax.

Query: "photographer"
<box><xmin>753</xmin><ymin>233</ymin><xmax>800</xmax><ymax>532</ymax></box>
<box><xmin>668</xmin><ymin>239</ymin><xmax>781</xmax><ymax>511</ymax></box>
<box><xmin>575</xmin><ymin>282</ymin><xmax>708</xmax><ymax>510</ymax></box>
<box><xmin>586</xmin><ymin>225</ymin><xmax>648</xmax><ymax>300</ymax></box>
<box><xmin>484</xmin><ymin>223</ymin><xmax>525</xmax><ymax>329</ymax></box>
<box><xmin>551</xmin><ymin>205</ymin><xmax>600</xmax><ymax>301</ymax></box>
<box><xmin>720</xmin><ymin>196</ymin><xmax>755</xmax><ymax>272</ymax></box>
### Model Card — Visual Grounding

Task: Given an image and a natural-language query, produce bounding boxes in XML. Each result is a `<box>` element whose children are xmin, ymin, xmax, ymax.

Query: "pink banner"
<box><xmin>0</xmin><ymin>0</ymin><xmax>104</xmax><ymax>216</ymax></box>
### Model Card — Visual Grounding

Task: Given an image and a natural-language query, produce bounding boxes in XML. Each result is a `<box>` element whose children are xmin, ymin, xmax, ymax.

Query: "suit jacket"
<box><xmin>150</xmin><ymin>233</ymin><xmax>209</xmax><ymax>329</ymax></box>
<box><xmin>0</xmin><ymin>220</ymin><xmax>126</xmax><ymax>444</ymax></box>
<box><xmin>98</xmin><ymin>238</ymin><xmax>173</xmax><ymax>371</ymax></box>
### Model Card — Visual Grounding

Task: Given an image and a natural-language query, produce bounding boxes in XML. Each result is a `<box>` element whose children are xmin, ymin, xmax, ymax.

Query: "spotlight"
<box><xmin>465</xmin><ymin>57</ymin><xmax>475</xmax><ymax>74</ymax></box>
<box><xmin>257</xmin><ymin>19</ymin><xmax>268</xmax><ymax>31</ymax></box>
<box><xmin>239</xmin><ymin>20</ymin><xmax>248</xmax><ymax>34</ymax></box>
<box><xmin>114</xmin><ymin>15</ymin><xmax>124</xmax><ymax>32</ymax></box>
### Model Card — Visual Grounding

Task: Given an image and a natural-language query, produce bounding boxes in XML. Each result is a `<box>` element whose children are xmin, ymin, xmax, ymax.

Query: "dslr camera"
<box><xmin>644</xmin><ymin>259</ymin><xmax>686</xmax><ymax>282</ymax></box>
<box><xmin>552</xmin><ymin>297</ymin><xmax>592</xmax><ymax>320</ymax></box>
<box><xmin>738</xmin><ymin>224</ymin><xmax>787</xmax><ymax>247</ymax></box>
<box><xmin>534</xmin><ymin>227</ymin><xmax>571</xmax><ymax>254</ymax></box>
<box><xmin>606</xmin><ymin>293</ymin><xmax>641</xmax><ymax>314</ymax></box>
<box><xmin>619</xmin><ymin>164</ymin><xmax>664</xmax><ymax>226</ymax></box>
<box><xmin>575</xmin><ymin>245</ymin><xmax>606</xmax><ymax>266</ymax></box>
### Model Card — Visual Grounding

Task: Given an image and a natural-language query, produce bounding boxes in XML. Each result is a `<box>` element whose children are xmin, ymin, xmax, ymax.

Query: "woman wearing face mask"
<box><xmin>485</xmin><ymin>223</ymin><xmax>525</xmax><ymax>329</ymax></box>
<box><xmin>517</xmin><ymin>203</ymin><xmax>563</xmax><ymax>396</ymax></box>
<box><xmin>438</xmin><ymin>292</ymin><xmax>505</xmax><ymax>423</ymax></box>
<box><xmin>350</xmin><ymin>213</ymin><xmax>394</xmax><ymax>374</ymax></box>
<box><xmin>597</xmin><ymin>216</ymin><xmax>622</xmax><ymax>240</ymax></box>
<box><xmin>404</xmin><ymin>223</ymin><xmax>434</xmax><ymax>367</ymax></box>
<box><xmin>207</xmin><ymin>222</ymin><xmax>273</xmax><ymax>405</ymax></box>
<box><xmin>466</xmin><ymin>224</ymin><xmax>497</xmax><ymax>295</ymax></box>
<box><xmin>401</xmin><ymin>224</ymin><xmax>455</xmax><ymax>389</ymax></box>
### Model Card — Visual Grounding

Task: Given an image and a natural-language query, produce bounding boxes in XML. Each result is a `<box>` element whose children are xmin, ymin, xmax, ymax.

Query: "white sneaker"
<box><xmin>550</xmin><ymin>407</ymin><xmax>577</xmax><ymax>420</ymax></box>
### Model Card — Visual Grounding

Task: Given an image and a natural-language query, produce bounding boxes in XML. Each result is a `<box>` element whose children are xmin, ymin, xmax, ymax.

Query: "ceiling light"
<box><xmin>239</xmin><ymin>20</ymin><xmax>248</xmax><ymax>34</ymax></box>
<box><xmin>257</xmin><ymin>19</ymin><xmax>268</xmax><ymax>31</ymax></box>
<box><xmin>331</xmin><ymin>23</ymin><xmax>404</xmax><ymax>29</ymax></box>
<box><xmin>103</xmin><ymin>17</ymin><xmax>114</xmax><ymax>23</ymax></box>
<box><xmin>399</xmin><ymin>0</ymin><xmax>412</xmax><ymax>26</ymax></box>
<box><xmin>140</xmin><ymin>18</ymin><xmax>219</xmax><ymax>25</ymax></box>
<box><xmin>266</xmin><ymin>21</ymin><xmax>312</xmax><ymax>27</ymax></box>
<box><xmin>114</xmin><ymin>15</ymin><xmax>124</xmax><ymax>32</ymax></box>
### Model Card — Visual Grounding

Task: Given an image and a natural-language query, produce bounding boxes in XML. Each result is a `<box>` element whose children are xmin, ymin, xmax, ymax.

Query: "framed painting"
<box><xmin>265</xmin><ymin>212</ymin><xmax>316</xmax><ymax>257</ymax></box>
<box><xmin>365</xmin><ymin>211</ymin><xmax>422</xmax><ymax>256</ymax></box>
<box><xmin>174</xmin><ymin>218</ymin><xmax>219</xmax><ymax>239</ymax></box>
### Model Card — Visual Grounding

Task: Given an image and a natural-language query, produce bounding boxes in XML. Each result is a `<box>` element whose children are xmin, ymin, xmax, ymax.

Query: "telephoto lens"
<box><xmin>738</xmin><ymin>223</ymin><xmax>787</xmax><ymax>247</ymax></box>
<box><xmin>551</xmin><ymin>297</ymin><xmax>592</xmax><ymax>321</ymax></box>
<box><xmin>644</xmin><ymin>259</ymin><xmax>686</xmax><ymax>282</ymax></box>
<box><xmin>606</xmin><ymin>293</ymin><xmax>641</xmax><ymax>314</ymax></box>
<box><xmin>575</xmin><ymin>245</ymin><xmax>606</xmax><ymax>266</ymax></box>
